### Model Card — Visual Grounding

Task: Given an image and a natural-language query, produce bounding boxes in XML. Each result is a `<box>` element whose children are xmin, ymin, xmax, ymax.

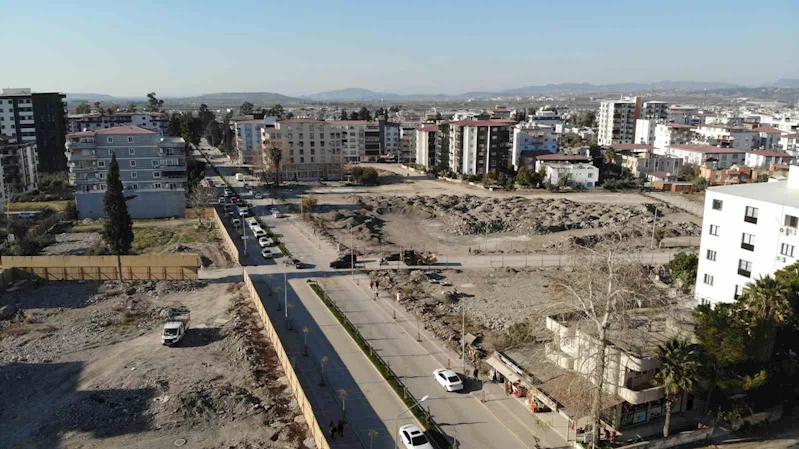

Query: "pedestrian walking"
<box><xmin>329</xmin><ymin>421</ymin><xmax>336</xmax><ymax>440</ymax></box>
<box><xmin>468</xmin><ymin>247</ymin><xmax>471</xmax><ymax>254</ymax></box>
<box><xmin>370</xmin><ymin>280</ymin><xmax>374</xmax><ymax>290</ymax></box>
<box><xmin>337</xmin><ymin>420</ymin><xmax>345</xmax><ymax>437</ymax></box>
<box><xmin>473</xmin><ymin>367</ymin><xmax>479</xmax><ymax>380</ymax></box>
<box><xmin>375</xmin><ymin>290</ymin><xmax>379</xmax><ymax>301</ymax></box>
<box><xmin>375</xmin><ymin>281</ymin><xmax>380</xmax><ymax>290</ymax></box>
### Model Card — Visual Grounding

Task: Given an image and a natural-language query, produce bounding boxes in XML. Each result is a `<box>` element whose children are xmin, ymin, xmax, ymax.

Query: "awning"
<box><xmin>486</xmin><ymin>354</ymin><xmax>522</xmax><ymax>384</ymax></box>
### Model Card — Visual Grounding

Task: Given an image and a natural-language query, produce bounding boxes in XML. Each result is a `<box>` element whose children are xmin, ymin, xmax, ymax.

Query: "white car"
<box><xmin>254</xmin><ymin>193</ymin><xmax>264</xmax><ymax>199</ymax></box>
<box><xmin>261</xmin><ymin>248</ymin><xmax>273</xmax><ymax>259</ymax></box>
<box><xmin>258</xmin><ymin>236</ymin><xmax>273</xmax><ymax>248</ymax></box>
<box><xmin>398</xmin><ymin>424</ymin><xmax>433</xmax><ymax>449</ymax></box>
<box><xmin>231</xmin><ymin>218</ymin><xmax>241</xmax><ymax>227</ymax></box>
<box><xmin>253</xmin><ymin>228</ymin><xmax>266</xmax><ymax>238</ymax></box>
<box><xmin>433</xmin><ymin>368</ymin><xmax>463</xmax><ymax>392</ymax></box>
<box><xmin>247</xmin><ymin>218</ymin><xmax>258</xmax><ymax>227</ymax></box>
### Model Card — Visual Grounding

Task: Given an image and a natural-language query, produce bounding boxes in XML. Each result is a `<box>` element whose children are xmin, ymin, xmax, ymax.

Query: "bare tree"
<box><xmin>549</xmin><ymin>244</ymin><xmax>683</xmax><ymax>443</ymax></box>
<box><xmin>187</xmin><ymin>185</ymin><xmax>216</xmax><ymax>225</ymax></box>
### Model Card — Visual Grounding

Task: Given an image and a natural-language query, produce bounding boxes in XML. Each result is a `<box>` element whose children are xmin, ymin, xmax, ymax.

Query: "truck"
<box><xmin>401</xmin><ymin>250</ymin><xmax>437</xmax><ymax>266</ymax></box>
<box><xmin>330</xmin><ymin>253</ymin><xmax>357</xmax><ymax>269</ymax></box>
<box><xmin>161</xmin><ymin>309</ymin><xmax>190</xmax><ymax>346</ymax></box>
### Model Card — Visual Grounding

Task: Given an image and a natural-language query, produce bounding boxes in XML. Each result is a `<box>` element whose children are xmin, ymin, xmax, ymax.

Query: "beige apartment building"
<box><xmin>261</xmin><ymin>118</ymin><xmax>344</xmax><ymax>181</ymax></box>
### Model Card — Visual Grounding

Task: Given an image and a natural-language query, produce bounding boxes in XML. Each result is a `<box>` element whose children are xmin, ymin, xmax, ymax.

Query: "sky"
<box><xmin>0</xmin><ymin>0</ymin><xmax>797</xmax><ymax>97</ymax></box>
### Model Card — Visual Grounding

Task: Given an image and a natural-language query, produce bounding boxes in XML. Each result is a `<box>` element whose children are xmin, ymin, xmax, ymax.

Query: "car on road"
<box><xmin>398</xmin><ymin>424</ymin><xmax>433</xmax><ymax>449</ymax></box>
<box><xmin>242</xmin><ymin>182</ymin><xmax>249</xmax><ymax>188</ymax></box>
<box><xmin>330</xmin><ymin>254</ymin><xmax>357</xmax><ymax>269</ymax></box>
<box><xmin>247</xmin><ymin>218</ymin><xmax>258</xmax><ymax>227</ymax></box>
<box><xmin>230</xmin><ymin>197</ymin><xmax>238</xmax><ymax>204</ymax></box>
<box><xmin>217</xmin><ymin>197</ymin><xmax>225</xmax><ymax>205</ymax></box>
<box><xmin>254</xmin><ymin>193</ymin><xmax>263</xmax><ymax>199</ymax></box>
<box><xmin>224</xmin><ymin>188</ymin><xmax>233</xmax><ymax>196</ymax></box>
<box><xmin>284</xmin><ymin>258</ymin><xmax>305</xmax><ymax>269</ymax></box>
<box><xmin>432</xmin><ymin>368</ymin><xmax>463</xmax><ymax>392</ymax></box>
<box><xmin>258</xmin><ymin>236</ymin><xmax>274</xmax><ymax>248</ymax></box>
<box><xmin>261</xmin><ymin>248</ymin><xmax>273</xmax><ymax>259</ymax></box>
<box><xmin>231</xmin><ymin>218</ymin><xmax>241</xmax><ymax>227</ymax></box>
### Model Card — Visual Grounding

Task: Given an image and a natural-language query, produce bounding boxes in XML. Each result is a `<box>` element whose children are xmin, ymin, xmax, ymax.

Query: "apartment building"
<box><xmin>529</xmin><ymin>109</ymin><xmax>562</xmax><ymax>127</ymax></box>
<box><xmin>399</xmin><ymin>126</ymin><xmax>417</xmax><ymax>164</ymax></box>
<box><xmin>364</xmin><ymin>123</ymin><xmax>381</xmax><ymax>162</ymax></box>
<box><xmin>692</xmin><ymin>124</ymin><xmax>757</xmax><ymax>150</ymax></box>
<box><xmin>0</xmin><ymin>136</ymin><xmax>39</xmax><ymax>208</ymax></box>
<box><xmin>696</xmin><ymin>165</ymin><xmax>799</xmax><ymax>305</ymax></box>
<box><xmin>329</xmin><ymin>120</ymin><xmax>369</xmax><ymax>163</ymax></box>
<box><xmin>655</xmin><ymin>144</ymin><xmax>746</xmax><ymax>169</ymax></box>
<box><xmin>634</xmin><ymin>119</ymin><xmax>657</xmax><ymax>145</ymax></box>
<box><xmin>666</xmin><ymin>106</ymin><xmax>699</xmax><ymax>125</ymax></box>
<box><xmin>67</xmin><ymin>111</ymin><xmax>169</xmax><ymax>135</ymax></box>
<box><xmin>653</xmin><ymin>123</ymin><xmax>694</xmax><ymax>150</ymax></box>
<box><xmin>545</xmin><ymin>163</ymin><xmax>599</xmax><ymax>188</ymax></box>
<box><xmin>745</xmin><ymin>149</ymin><xmax>794</xmax><ymax>168</ymax></box>
<box><xmin>641</xmin><ymin>101</ymin><xmax>669</xmax><ymax>120</ymax></box>
<box><xmin>260</xmin><ymin>118</ymin><xmax>344</xmax><ymax>181</ymax></box>
<box><xmin>449</xmin><ymin>120</ymin><xmax>514</xmax><ymax>175</ymax></box>
<box><xmin>232</xmin><ymin>119</ymin><xmax>269</xmax><ymax>164</ymax></box>
<box><xmin>0</xmin><ymin>88</ymin><xmax>67</xmax><ymax>172</ymax></box>
<box><xmin>598</xmin><ymin>97</ymin><xmax>642</xmax><ymax>146</ymax></box>
<box><xmin>415</xmin><ymin>125</ymin><xmax>438</xmax><ymax>169</ymax></box>
<box><xmin>379</xmin><ymin>120</ymin><xmax>401</xmax><ymax>161</ymax></box>
<box><xmin>511</xmin><ymin>123</ymin><xmax>558</xmax><ymax>170</ymax></box>
<box><xmin>751</xmin><ymin>126</ymin><xmax>786</xmax><ymax>149</ymax></box>
<box><xmin>781</xmin><ymin>133</ymin><xmax>799</xmax><ymax>154</ymax></box>
<box><xmin>65</xmin><ymin>126</ymin><xmax>186</xmax><ymax>219</ymax></box>
<box><xmin>614</xmin><ymin>145</ymin><xmax>684</xmax><ymax>179</ymax></box>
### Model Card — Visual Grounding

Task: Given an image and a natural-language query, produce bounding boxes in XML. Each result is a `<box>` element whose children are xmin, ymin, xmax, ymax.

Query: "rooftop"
<box><xmin>536</xmin><ymin>154</ymin><xmax>591</xmax><ymax>161</ymax></box>
<box><xmin>667</xmin><ymin>123</ymin><xmax>695</xmax><ymax>129</ymax></box>
<box><xmin>752</xmin><ymin>126</ymin><xmax>786</xmax><ymax>135</ymax></box>
<box><xmin>448</xmin><ymin>119</ymin><xmax>515</xmax><ymax>127</ymax></box>
<box><xmin>710</xmin><ymin>177</ymin><xmax>799</xmax><ymax>208</ymax></box>
<box><xmin>417</xmin><ymin>125</ymin><xmax>439</xmax><ymax>133</ymax></box>
<box><xmin>671</xmin><ymin>144</ymin><xmax>746</xmax><ymax>154</ymax></box>
<box><xmin>67</xmin><ymin>126</ymin><xmax>157</xmax><ymax>137</ymax></box>
<box><xmin>610</xmin><ymin>144</ymin><xmax>653</xmax><ymax>151</ymax></box>
<box><xmin>748</xmin><ymin>149</ymin><xmax>793</xmax><ymax>158</ymax></box>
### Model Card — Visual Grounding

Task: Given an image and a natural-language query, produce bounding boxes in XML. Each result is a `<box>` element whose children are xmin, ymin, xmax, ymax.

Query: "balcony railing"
<box><xmin>738</xmin><ymin>268</ymin><xmax>751</xmax><ymax>278</ymax></box>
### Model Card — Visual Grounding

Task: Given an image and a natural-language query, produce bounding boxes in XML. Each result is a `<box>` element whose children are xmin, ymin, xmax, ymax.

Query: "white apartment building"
<box><xmin>653</xmin><ymin>123</ymin><xmax>694</xmax><ymax>150</ymax></box>
<box><xmin>752</xmin><ymin>126</ymin><xmax>786</xmax><ymax>149</ymax></box>
<box><xmin>634</xmin><ymin>119</ymin><xmax>657</xmax><ymax>145</ymax></box>
<box><xmin>65</xmin><ymin>126</ymin><xmax>187</xmax><ymax>219</ymax></box>
<box><xmin>399</xmin><ymin>126</ymin><xmax>417</xmax><ymax>164</ymax></box>
<box><xmin>655</xmin><ymin>144</ymin><xmax>746</xmax><ymax>169</ymax></box>
<box><xmin>545</xmin><ymin>162</ymin><xmax>599</xmax><ymax>189</ymax></box>
<box><xmin>232</xmin><ymin>119</ymin><xmax>268</xmax><ymax>164</ymax></box>
<box><xmin>598</xmin><ymin>97</ymin><xmax>641</xmax><ymax>146</ymax></box>
<box><xmin>641</xmin><ymin>101</ymin><xmax>669</xmax><ymax>120</ymax></box>
<box><xmin>0</xmin><ymin>137</ymin><xmax>39</xmax><ymax>208</ymax></box>
<box><xmin>692</xmin><ymin>124</ymin><xmax>757</xmax><ymax>150</ymax></box>
<box><xmin>415</xmin><ymin>124</ymin><xmax>439</xmax><ymax>169</ymax></box>
<box><xmin>780</xmin><ymin>133</ymin><xmax>799</xmax><ymax>154</ymax></box>
<box><xmin>529</xmin><ymin>109</ymin><xmax>562</xmax><ymax>127</ymax></box>
<box><xmin>744</xmin><ymin>149</ymin><xmax>795</xmax><ymax>167</ymax></box>
<box><xmin>382</xmin><ymin>121</ymin><xmax>401</xmax><ymax>161</ymax></box>
<box><xmin>775</xmin><ymin>117</ymin><xmax>799</xmax><ymax>134</ymax></box>
<box><xmin>261</xmin><ymin>118</ymin><xmax>344</xmax><ymax>181</ymax></box>
<box><xmin>620</xmin><ymin>152</ymin><xmax>684</xmax><ymax>179</ymax></box>
<box><xmin>696</xmin><ymin>165</ymin><xmax>799</xmax><ymax>305</ymax></box>
<box><xmin>329</xmin><ymin>120</ymin><xmax>369</xmax><ymax>163</ymax></box>
<box><xmin>67</xmin><ymin>112</ymin><xmax>169</xmax><ymax>135</ymax></box>
<box><xmin>511</xmin><ymin>123</ymin><xmax>558</xmax><ymax>170</ymax></box>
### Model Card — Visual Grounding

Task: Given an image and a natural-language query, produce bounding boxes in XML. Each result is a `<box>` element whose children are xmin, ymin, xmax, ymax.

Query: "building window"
<box><xmin>741</xmin><ymin>233</ymin><xmax>755</xmax><ymax>251</ymax></box>
<box><xmin>781</xmin><ymin>243</ymin><xmax>795</xmax><ymax>257</ymax></box>
<box><xmin>107</xmin><ymin>137</ymin><xmax>114</xmax><ymax>143</ymax></box>
<box><xmin>709</xmin><ymin>224</ymin><xmax>720</xmax><ymax>236</ymax></box>
<box><xmin>712</xmin><ymin>199</ymin><xmax>723</xmax><ymax>211</ymax></box>
<box><xmin>129</xmin><ymin>148</ymin><xmax>135</xmax><ymax>155</ymax></box>
<box><xmin>109</xmin><ymin>149</ymin><xmax>115</xmax><ymax>155</ymax></box>
<box><xmin>706</xmin><ymin>249</ymin><xmax>717</xmax><ymax>261</ymax></box>
<box><xmin>734</xmin><ymin>285</ymin><xmax>745</xmax><ymax>299</ymax></box>
<box><xmin>152</xmin><ymin>160</ymin><xmax>160</xmax><ymax>167</ymax></box>
<box><xmin>98</xmin><ymin>172</ymin><xmax>105</xmax><ymax>179</ymax></box>
<box><xmin>154</xmin><ymin>183</ymin><xmax>162</xmax><ymax>189</ymax></box>
<box><xmin>98</xmin><ymin>161</ymin><xmax>106</xmax><ymax>168</ymax></box>
<box><xmin>744</xmin><ymin>206</ymin><xmax>758</xmax><ymax>224</ymax></box>
<box><xmin>738</xmin><ymin>259</ymin><xmax>752</xmax><ymax>278</ymax></box>
<box><xmin>131</xmin><ymin>172</ymin><xmax>137</xmax><ymax>179</ymax></box>
<box><xmin>703</xmin><ymin>274</ymin><xmax>714</xmax><ymax>286</ymax></box>
<box><xmin>128</xmin><ymin>137</ymin><xmax>134</xmax><ymax>143</ymax></box>
<box><xmin>785</xmin><ymin>215</ymin><xmax>799</xmax><ymax>228</ymax></box>
<box><xmin>153</xmin><ymin>171</ymin><xmax>161</xmax><ymax>178</ymax></box>
<box><xmin>130</xmin><ymin>160</ymin><xmax>136</xmax><ymax>168</ymax></box>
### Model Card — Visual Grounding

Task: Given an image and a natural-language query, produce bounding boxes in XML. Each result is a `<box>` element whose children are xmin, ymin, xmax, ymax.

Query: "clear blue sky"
<box><xmin>1</xmin><ymin>0</ymin><xmax>796</xmax><ymax>97</ymax></box>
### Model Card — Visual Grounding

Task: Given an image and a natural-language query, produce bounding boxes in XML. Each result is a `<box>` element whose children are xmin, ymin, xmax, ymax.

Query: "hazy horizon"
<box><xmin>2</xmin><ymin>0</ymin><xmax>797</xmax><ymax>97</ymax></box>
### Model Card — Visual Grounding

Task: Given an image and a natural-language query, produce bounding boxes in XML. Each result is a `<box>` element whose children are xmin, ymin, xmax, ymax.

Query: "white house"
<box><xmin>744</xmin><ymin>149</ymin><xmax>795</xmax><ymax>168</ymax></box>
<box><xmin>545</xmin><ymin>162</ymin><xmax>599</xmax><ymax>189</ymax></box>
<box><xmin>692</xmin><ymin>124</ymin><xmax>757</xmax><ymax>150</ymax></box>
<box><xmin>696</xmin><ymin>165</ymin><xmax>799</xmax><ymax>305</ymax></box>
<box><xmin>655</xmin><ymin>144</ymin><xmax>746</xmax><ymax>169</ymax></box>
<box><xmin>780</xmin><ymin>133</ymin><xmax>799</xmax><ymax>155</ymax></box>
<box><xmin>653</xmin><ymin>123</ymin><xmax>693</xmax><ymax>150</ymax></box>
<box><xmin>512</xmin><ymin>123</ymin><xmax>558</xmax><ymax>169</ymax></box>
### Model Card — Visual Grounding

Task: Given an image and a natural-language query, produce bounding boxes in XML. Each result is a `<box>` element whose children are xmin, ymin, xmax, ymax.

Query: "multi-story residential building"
<box><xmin>545</xmin><ymin>163</ymin><xmax>599</xmax><ymax>188</ymax></box>
<box><xmin>641</xmin><ymin>101</ymin><xmax>669</xmax><ymax>120</ymax></box>
<box><xmin>67</xmin><ymin>111</ymin><xmax>169</xmax><ymax>135</ymax></box>
<box><xmin>511</xmin><ymin>123</ymin><xmax>558</xmax><ymax>170</ymax></box>
<box><xmin>329</xmin><ymin>120</ymin><xmax>369</xmax><ymax>163</ymax></box>
<box><xmin>598</xmin><ymin>97</ymin><xmax>642</xmax><ymax>146</ymax></box>
<box><xmin>666</xmin><ymin>106</ymin><xmax>699</xmax><ymax>125</ymax></box>
<box><xmin>751</xmin><ymin>126</ymin><xmax>785</xmax><ymax>149</ymax></box>
<box><xmin>529</xmin><ymin>109</ymin><xmax>562</xmax><ymax>127</ymax></box>
<box><xmin>781</xmin><ymin>133</ymin><xmax>799</xmax><ymax>154</ymax></box>
<box><xmin>232</xmin><ymin>119</ymin><xmax>269</xmax><ymax>164</ymax></box>
<box><xmin>415</xmin><ymin>125</ymin><xmax>438</xmax><ymax>169</ymax></box>
<box><xmin>364</xmin><ymin>123</ymin><xmax>381</xmax><ymax>162</ymax></box>
<box><xmin>65</xmin><ymin>126</ymin><xmax>187</xmax><ymax>219</ymax></box>
<box><xmin>488</xmin><ymin>106</ymin><xmax>513</xmax><ymax>120</ymax></box>
<box><xmin>0</xmin><ymin>136</ymin><xmax>39</xmax><ymax>208</ymax></box>
<box><xmin>691</xmin><ymin>124</ymin><xmax>757</xmax><ymax>150</ymax></box>
<box><xmin>655</xmin><ymin>144</ymin><xmax>746</xmax><ymax>169</ymax></box>
<box><xmin>260</xmin><ymin>118</ymin><xmax>344</xmax><ymax>181</ymax></box>
<box><xmin>696</xmin><ymin>165</ymin><xmax>799</xmax><ymax>305</ymax></box>
<box><xmin>615</xmin><ymin>147</ymin><xmax>684</xmax><ymax>179</ymax></box>
<box><xmin>745</xmin><ymin>149</ymin><xmax>794</xmax><ymax>167</ymax></box>
<box><xmin>0</xmin><ymin>88</ymin><xmax>67</xmax><ymax>172</ymax></box>
<box><xmin>399</xmin><ymin>126</ymin><xmax>417</xmax><ymax>164</ymax></box>
<box><xmin>775</xmin><ymin>117</ymin><xmax>799</xmax><ymax>134</ymax></box>
<box><xmin>653</xmin><ymin>123</ymin><xmax>693</xmax><ymax>150</ymax></box>
<box><xmin>634</xmin><ymin>119</ymin><xmax>657</xmax><ymax>145</ymax></box>
<box><xmin>379</xmin><ymin>120</ymin><xmax>401</xmax><ymax>161</ymax></box>
<box><xmin>449</xmin><ymin>120</ymin><xmax>513</xmax><ymax>175</ymax></box>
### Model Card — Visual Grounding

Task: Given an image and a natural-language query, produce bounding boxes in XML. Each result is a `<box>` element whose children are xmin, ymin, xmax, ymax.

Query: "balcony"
<box><xmin>618</xmin><ymin>384</ymin><xmax>664</xmax><ymax>405</ymax></box>
<box><xmin>744</xmin><ymin>215</ymin><xmax>758</xmax><ymax>224</ymax></box>
<box><xmin>66</xmin><ymin>151</ymin><xmax>97</xmax><ymax>161</ymax></box>
<box><xmin>738</xmin><ymin>268</ymin><xmax>751</xmax><ymax>278</ymax></box>
<box><xmin>741</xmin><ymin>242</ymin><xmax>754</xmax><ymax>251</ymax></box>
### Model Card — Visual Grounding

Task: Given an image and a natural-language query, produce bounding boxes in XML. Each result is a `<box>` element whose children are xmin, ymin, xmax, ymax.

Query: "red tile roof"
<box><xmin>752</xmin><ymin>126</ymin><xmax>785</xmax><ymax>135</ymax></box>
<box><xmin>328</xmin><ymin>120</ymin><xmax>369</xmax><ymax>125</ymax></box>
<box><xmin>536</xmin><ymin>154</ymin><xmax>592</xmax><ymax>161</ymax></box>
<box><xmin>785</xmin><ymin>133</ymin><xmax>799</xmax><ymax>139</ymax></box>
<box><xmin>279</xmin><ymin>118</ymin><xmax>323</xmax><ymax>124</ymax></box>
<box><xmin>648</xmin><ymin>171</ymin><xmax>669</xmax><ymax>179</ymax></box>
<box><xmin>671</xmin><ymin>144</ymin><xmax>745</xmax><ymax>154</ymax></box>
<box><xmin>668</xmin><ymin>123</ymin><xmax>694</xmax><ymax>129</ymax></box>
<box><xmin>418</xmin><ymin>125</ymin><xmax>439</xmax><ymax>133</ymax></box>
<box><xmin>610</xmin><ymin>144</ymin><xmax>653</xmax><ymax>151</ymax></box>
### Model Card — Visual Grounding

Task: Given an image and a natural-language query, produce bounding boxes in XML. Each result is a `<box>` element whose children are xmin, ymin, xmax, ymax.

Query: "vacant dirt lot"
<box><xmin>0</xmin><ymin>280</ymin><xmax>308</xmax><ymax>449</ymax></box>
<box><xmin>309</xmin><ymin>194</ymin><xmax>700</xmax><ymax>256</ymax></box>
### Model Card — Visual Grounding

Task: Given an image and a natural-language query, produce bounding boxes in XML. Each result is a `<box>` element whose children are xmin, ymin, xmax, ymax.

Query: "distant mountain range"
<box><xmin>66</xmin><ymin>79</ymin><xmax>799</xmax><ymax>105</ymax></box>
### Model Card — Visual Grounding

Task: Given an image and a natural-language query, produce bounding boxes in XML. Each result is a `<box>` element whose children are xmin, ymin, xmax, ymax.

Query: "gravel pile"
<box><xmin>42</xmin><ymin>232</ymin><xmax>103</xmax><ymax>255</ymax></box>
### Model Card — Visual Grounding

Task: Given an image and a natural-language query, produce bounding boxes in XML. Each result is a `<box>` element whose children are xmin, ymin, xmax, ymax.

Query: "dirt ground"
<box><xmin>45</xmin><ymin>219</ymin><xmax>233</xmax><ymax>268</ymax></box>
<box><xmin>0</xmin><ymin>281</ymin><xmax>309</xmax><ymax>449</ymax></box>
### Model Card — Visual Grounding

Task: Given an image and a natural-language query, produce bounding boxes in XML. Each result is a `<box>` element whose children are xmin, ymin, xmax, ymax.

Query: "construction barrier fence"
<box><xmin>214</xmin><ymin>206</ymin><xmax>240</xmax><ymax>264</ymax></box>
<box><xmin>1</xmin><ymin>254</ymin><xmax>198</xmax><ymax>281</ymax></box>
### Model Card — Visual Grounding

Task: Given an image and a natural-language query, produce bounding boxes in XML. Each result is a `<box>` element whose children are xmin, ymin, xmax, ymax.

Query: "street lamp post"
<box><xmin>284</xmin><ymin>270</ymin><xmax>288</xmax><ymax>318</ymax></box>
<box><xmin>394</xmin><ymin>395</ymin><xmax>429</xmax><ymax>449</ymax></box>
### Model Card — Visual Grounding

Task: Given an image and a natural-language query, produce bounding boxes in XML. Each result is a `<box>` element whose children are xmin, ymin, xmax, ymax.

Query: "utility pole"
<box><xmin>350</xmin><ymin>224</ymin><xmax>354</xmax><ymax>279</ymax></box>
<box><xmin>462</xmin><ymin>304</ymin><xmax>466</xmax><ymax>374</ymax></box>
<box><xmin>650</xmin><ymin>206</ymin><xmax>658</xmax><ymax>249</ymax></box>
<box><xmin>284</xmin><ymin>270</ymin><xmax>288</xmax><ymax>318</ymax></box>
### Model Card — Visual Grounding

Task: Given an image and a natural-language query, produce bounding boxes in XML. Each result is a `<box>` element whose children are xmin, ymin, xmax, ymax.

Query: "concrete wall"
<box><xmin>76</xmin><ymin>190</ymin><xmax>186</xmax><ymax>219</ymax></box>
<box><xmin>615</xmin><ymin>426</ymin><xmax>712</xmax><ymax>449</ymax></box>
<box><xmin>213</xmin><ymin>207</ymin><xmax>240</xmax><ymax>264</ymax></box>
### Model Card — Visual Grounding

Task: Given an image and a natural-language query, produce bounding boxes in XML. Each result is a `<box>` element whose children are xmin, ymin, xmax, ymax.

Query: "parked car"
<box><xmin>252</xmin><ymin>228</ymin><xmax>266</xmax><ymax>238</ymax></box>
<box><xmin>231</xmin><ymin>218</ymin><xmax>241</xmax><ymax>227</ymax></box>
<box><xmin>398</xmin><ymin>424</ymin><xmax>433</xmax><ymax>449</ymax></box>
<box><xmin>247</xmin><ymin>218</ymin><xmax>259</xmax><ymax>227</ymax></box>
<box><xmin>254</xmin><ymin>193</ymin><xmax>264</xmax><ymax>199</ymax></box>
<box><xmin>217</xmin><ymin>197</ymin><xmax>225</xmax><ymax>205</ymax></box>
<box><xmin>261</xmin><ymin>248</ymin><xmax>273</xmax><ymax>259</ymax></box>
<box><xmin>330</xmin><ymin>254</ymin><xmax>357</xmax><ymax>269</ymax></box>
<box><xmin>284</xmin><ymin>258</ymin><xmax>305</xmax><ymax>269</ymax></box>
<box><xmin>230</xmin><ymin>197</ymin><xmax>238</xmax><ymax>204</ymax></box>
<box><xmin>432</xmin><ymin>368</ymin><xmax>463</xmax><ymax>392</ymax></box>
<box><xmin>258</xmin><ymin>236</ymin><xmax>273</xmax><ymax>248</ymax></box>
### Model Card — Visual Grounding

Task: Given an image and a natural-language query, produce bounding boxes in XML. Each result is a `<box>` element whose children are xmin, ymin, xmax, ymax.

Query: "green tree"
<box><xmin>349</xmin><ymin>111</ymin><xmax>359</xmax><ymax>120</ymax></box>
<box><xmin>93</xmin><ymin>101</ymin><xmax>102</xmax><ymax>114</ymax></box>
<box><xmin>181</xmin><ymin>114</ymin><xmax>203</xmax><ymax>145</ymax></box>
<box><xmin>198</xmin><ymin>103</ymin><xmax>215</xmax><ymax>127</ymax></box>
<box><xmin>204</xmin><ymin>120</ymin><xmax>223</xmax><ymax>147</ymax></box>
<box><xmin>434</xmin><ymin>112</ymin><xmax>443</xmax><ymax>121</ymax></box>
<box><xmin>168</xmin><ymin>113</ymin><xmax>182</xmax><ymax>137</ymax></box>
<box><xmin>665</xmin><ymin>251</ymin><xmax>698</xmax><ymax>286</ymax></box>
<box><xmin>128</xmin><ymin>103</ymin><xmax>137</xmax><ymax>112</ymax></box>
<box><xmin>653</xmin><ymin>339</ymin><xmax>701</xmax><ymax>437</ymax></box>
<box><xmin>74</xmin><ymin>103</ymin><xmax>91</xmax><ymax>114</ymax></box>
<box><xmin>300</xmin><ymin>195</ymin><xmax>318</xmax><ymax>216</ymax></box>
<box><xmin>515</xmin><ymin>166</ymin><xmax>533</xmax><ymax>186</ymax></box>
<box><xmin>185</xmin><ymin>156</ymin><xmax>206</xmax><ymax>194</ymax></box>
<box><xmin>653</xmin><ymin>227</ymin><xmax>665</xmax><ymax>247</ymax></box>
<box><xmin>239</xmin><ymin>101</ymin><xmax>254</xmax><ymax>115</ymax></box>
<box><xmin>146</xmin><ymin>92</ymin><xmax>164</xmax><ymax>112</ymax></box>
<box><xmin>740</xmin><ymin>275</ymin><xmax>792</xmax><ymax>362</ymax></box>
<box><xmin>340</xmin><ymin>109</ymin><xmax>348</xmax><ymax>120</ymax></box>
<box><xmin>269</xmin><ymin>147</ymin><xmax>282</xmax><ymax>187</ymax></box>
<box><xmin>103</xmin><ymin>154</ymin><xmax>134</xmax><ymax>279</ymax></box>
<box><xmin>358</xmin><ymin>107</ymin><xmax>372</xmax><ymax>121</ymax></box>
<box><xmin>265</xmin><ymin>104</ymin><xmax>286</xmax><ymax>119</ymax></box>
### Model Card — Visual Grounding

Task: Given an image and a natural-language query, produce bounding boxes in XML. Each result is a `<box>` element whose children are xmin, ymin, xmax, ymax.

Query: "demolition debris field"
<box><xmin>0</xmin><ymin>281</ymin><xmax>309</xmax><ymax>449</ymax></box>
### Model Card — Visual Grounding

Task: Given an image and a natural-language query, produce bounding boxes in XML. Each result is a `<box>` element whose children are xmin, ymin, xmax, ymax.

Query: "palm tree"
<box><xmin>740</xmin><ymin>275</ymin><xmax>792</xmax><ymax>362</ymax></box>
<box><xmin>269</xmin><ymin>147</ymin><xmax>282</xmax><ymax>187</ymax></box>
<box><xmin>653</xmin><ymin>339</ymin><xmax>701</xmax><ymax>437</ymax></box>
